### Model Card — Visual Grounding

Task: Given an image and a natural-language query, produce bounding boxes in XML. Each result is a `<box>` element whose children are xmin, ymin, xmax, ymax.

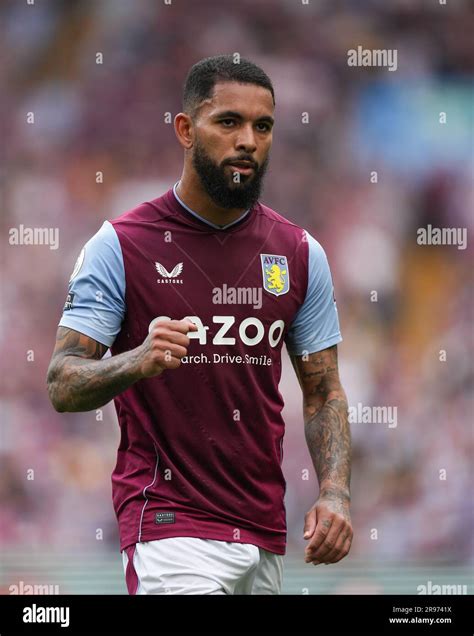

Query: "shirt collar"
<box><xmin>172</xmin><ymin>181</ymin><xmax>250</xmax><ymax>230</ymax></box>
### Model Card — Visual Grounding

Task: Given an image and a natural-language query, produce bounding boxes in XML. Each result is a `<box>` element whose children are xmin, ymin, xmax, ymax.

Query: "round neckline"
<box><xmin>169</xmin><ymin>183</ymin><xmax>257</xmax><ymax>234</ymax></box>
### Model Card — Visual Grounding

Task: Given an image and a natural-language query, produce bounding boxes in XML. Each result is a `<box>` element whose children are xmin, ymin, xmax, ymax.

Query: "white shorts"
<box><xmin>122</xmin><ymin>537</ymin><xmax>284</xmax><ymax>595</ymax></box>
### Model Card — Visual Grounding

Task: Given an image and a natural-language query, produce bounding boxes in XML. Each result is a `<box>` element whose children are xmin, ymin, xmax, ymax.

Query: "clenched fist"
<box><xmin>137</xmin><ymin>318</ymin><xmax>198</xmax><ymax>378</ymax></box>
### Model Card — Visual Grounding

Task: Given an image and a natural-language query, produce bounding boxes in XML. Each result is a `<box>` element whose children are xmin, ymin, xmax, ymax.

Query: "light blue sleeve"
<box><xmin>285</xmin><ymin>230</ymin><xmax>342</xmax><ymax>355</ymax></box>
<box><xmin>58</xmin><ymin>221</ymin><xmax>126</xmax><ymax>347</ymax></box>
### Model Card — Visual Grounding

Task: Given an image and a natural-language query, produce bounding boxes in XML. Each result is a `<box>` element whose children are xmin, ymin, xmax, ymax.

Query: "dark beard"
<box><xmin>192</xmin><ymin>139</ymin><xmax>269</xmax><ymax>210</ymax></box>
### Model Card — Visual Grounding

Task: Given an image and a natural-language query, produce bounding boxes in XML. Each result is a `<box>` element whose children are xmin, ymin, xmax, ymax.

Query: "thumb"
<box><xmin>184</xmin><ymin>319</ymin><xmax>198</xmax><ymax>331</ymax></box>
<box><xmin>303</xmin><ymin>509</ymin><xmax>317</xmax><ymax>540</ymax></box>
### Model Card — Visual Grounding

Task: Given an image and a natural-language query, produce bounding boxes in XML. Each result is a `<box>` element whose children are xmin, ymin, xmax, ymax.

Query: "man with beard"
<box><xmin>47</xmin><ymin>55</ymin><xmax>352</xmax><ymax>594</ymax></box>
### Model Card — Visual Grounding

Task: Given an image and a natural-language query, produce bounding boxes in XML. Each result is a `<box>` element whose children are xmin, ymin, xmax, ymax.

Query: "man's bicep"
<box><xmin>51</xmin><ymin>326</ymin><xmax>108</xmax><ymax>362</ymax></box>
<box><xmin>47</xmin><ymin>326</ymin><xmax>107</xmax><ymax>388</ymax></box>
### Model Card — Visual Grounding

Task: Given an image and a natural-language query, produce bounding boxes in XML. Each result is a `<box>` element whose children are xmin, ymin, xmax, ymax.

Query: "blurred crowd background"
<box><xmin>1</xmin><ymin>0</ymin><xmax>472</xmax><ymax>593</ymax></box>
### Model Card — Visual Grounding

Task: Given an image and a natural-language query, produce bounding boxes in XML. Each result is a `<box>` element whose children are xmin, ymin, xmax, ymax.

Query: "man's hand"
<box><xmin>47</xmin><ymin>319</ymin><xmax>198</xmax><ymax>412</ymax></box>
<box><xmin>303</xmin><ymin>491</ymin><xmax>353</xmax><ymax>565</ymax></box>
<box><xmin>138</xmin><ymin>319</ymin><xmax>198</xmax><ymax>378</ymax></box>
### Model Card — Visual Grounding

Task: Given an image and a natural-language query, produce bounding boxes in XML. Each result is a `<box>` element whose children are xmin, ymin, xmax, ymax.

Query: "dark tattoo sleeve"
<box><xmin>291</xmin><ymin>345</ymin><xmax>351</xmax><ymax>500</ymax></box>
<box><xmin>46</xmin><ymin>327</ymin><xmax>143</xmax><ymax>412</ymax></box>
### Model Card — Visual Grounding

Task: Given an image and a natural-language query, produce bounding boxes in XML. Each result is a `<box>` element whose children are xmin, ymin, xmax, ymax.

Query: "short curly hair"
<box><xmin>183</xmin><ymin>54</ymin><xmax>275</xmax><ymax>118</ymax></box>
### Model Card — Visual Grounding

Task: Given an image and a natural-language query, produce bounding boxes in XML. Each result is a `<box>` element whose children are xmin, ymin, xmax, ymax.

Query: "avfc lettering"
<box><xmin>149</xmin><ymin>316</ymin><xmax>285</xmax><ymax>348</ymax></box>
<box><xmin>261</xmin><ymin>255</ymin><xmax>286</xmax><ymax>266</ymax></box>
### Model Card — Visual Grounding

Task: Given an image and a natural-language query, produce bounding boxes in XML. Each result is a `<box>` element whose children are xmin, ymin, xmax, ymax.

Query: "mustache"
<box><xmin>223</xmin><ymin>156</ymin><xmax>259</xmax><ymax>170</ymax></box>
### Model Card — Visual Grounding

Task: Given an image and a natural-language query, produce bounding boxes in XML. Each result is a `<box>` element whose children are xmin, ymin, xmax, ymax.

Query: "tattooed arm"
<box><xmin>290</xmin><ymin>345</ymin><xmax>353</xmax><ymax>566</ymax></box>
<box><xmin>46</xmin><ymin>321</ymin><xmax>197</xmax><ymax>412</ymax></box>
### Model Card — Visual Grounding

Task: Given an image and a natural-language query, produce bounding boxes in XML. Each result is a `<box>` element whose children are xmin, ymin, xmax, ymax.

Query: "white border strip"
<box><xmin>137</xmin><ymin>444</ymin><xmax>159</xmax><ymax>543</ymax></box>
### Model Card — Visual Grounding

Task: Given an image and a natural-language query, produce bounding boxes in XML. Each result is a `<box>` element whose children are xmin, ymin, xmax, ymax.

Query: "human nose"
<box><xmin>234</xmin><ymin>123</ymin><xmax>257</xmax><ymax>154</ymax></box>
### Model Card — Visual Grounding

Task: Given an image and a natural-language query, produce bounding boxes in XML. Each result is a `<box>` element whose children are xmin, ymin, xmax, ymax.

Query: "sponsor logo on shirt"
<box><xmin>260</xmin><ymin>254</ymin><xmax>290</xmax><ymax>296</ymax></box>
<box><xmin>149</xmin><ymin>315</ymin><xmax>285</xmax><ymax>348</ymax></box>
<box><xmin>155</xmin><ymin>261</ymin><xmax>183</xmax><ymax>284</ymax></box>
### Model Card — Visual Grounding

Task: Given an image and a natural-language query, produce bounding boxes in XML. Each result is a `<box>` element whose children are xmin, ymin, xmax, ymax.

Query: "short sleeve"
<box><xmin>58</xmin><ymin>221</ymin><xmax>126</xmax><ymax>347</ymax></box>
<box><xmin>285</xmin><ymin>230</ymin><xmax>342</xmax><ymax>355</ymax></box>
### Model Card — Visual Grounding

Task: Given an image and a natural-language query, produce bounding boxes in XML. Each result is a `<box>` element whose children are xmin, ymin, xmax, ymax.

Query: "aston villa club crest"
<box><xmin>260</xmin><ymin>254</ymin><xmax>290</xmax><ymax>296</ymax></box>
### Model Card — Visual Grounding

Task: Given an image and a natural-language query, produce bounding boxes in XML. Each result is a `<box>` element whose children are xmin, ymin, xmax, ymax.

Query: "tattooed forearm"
<box><xmin>291</xmin><ymin>346</ymin><xmax>351</xmax><ymax>499</ymax></box>
<box><xmin>304</xmin><ymin>397</ymin><xmax>351</xmax><ymax>499</ymax></box>
<box><xmin>47</xmin><ymin>327</ymin><xmax>143</xmax><ymax>412</ymax></box>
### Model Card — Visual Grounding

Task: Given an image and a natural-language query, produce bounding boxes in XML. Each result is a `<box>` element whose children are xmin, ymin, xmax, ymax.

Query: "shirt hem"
<box><xmin>58</xmin><ymin>317</ymin><xmax>115</xmax><ymax>347</ymax></box>
<box><xmin>120</xmin><ymin>528</ymin><xmax>286</xmax><ymax>556</ymax></box>
<box><xmin>286</xmin><ymin>333</ymin><xmax>343</xmax><ymax>356</ymax></box>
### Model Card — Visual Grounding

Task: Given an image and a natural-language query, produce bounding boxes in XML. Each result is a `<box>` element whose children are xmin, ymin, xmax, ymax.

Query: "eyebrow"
<box><xmin>213</xmin><ymin>110</ymin><xmax>275</xmax><ymax>126</ymax></box>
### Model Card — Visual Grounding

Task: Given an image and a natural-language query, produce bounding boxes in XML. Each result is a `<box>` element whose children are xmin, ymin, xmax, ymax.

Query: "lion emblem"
<box><xmin>265</xmin><ymin>264</ymin><xmax>287</xmax><ymax>294</ymax></box>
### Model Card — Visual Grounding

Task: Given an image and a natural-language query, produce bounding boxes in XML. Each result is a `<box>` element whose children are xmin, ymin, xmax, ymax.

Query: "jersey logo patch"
<box><xmin>63</xmin><ymin>292</ymin><xmax>74</xmax><ymax>311</ymax></box>
<box><xmin>155</xmin><ymin>262</ymin><xmax>184</xmax><ymax>284</ymax></box>
<box><xmin>155</xmin><ymin>512</ymin><xmax>175</xmax><ymax>525</ymax></box>
<box><xmin>260</xmin><ymin>254</ymin><xmax>290</xmax><ymax>296</ymax></box>
<box><xmin>155</xmin><ymin>262</ymin><xmax>183</xmax><ymax>278</ymax></box>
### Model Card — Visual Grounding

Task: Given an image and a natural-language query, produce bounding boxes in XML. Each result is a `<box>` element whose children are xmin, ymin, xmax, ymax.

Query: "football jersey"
<box><xmin>58</xmin><ymin>183</ymin><xmax>342</xmax><ymax>554</ymax></box>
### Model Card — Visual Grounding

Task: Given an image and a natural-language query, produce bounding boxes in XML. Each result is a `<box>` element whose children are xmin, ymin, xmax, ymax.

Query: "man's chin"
<box><xmin>226</xmin><ymin>179</ymin><xmax>257</xmax><ymax>195</ymax></box>
<box><xmin>210</xmin><ymin>190</ymin><xmax>258</xmax><ymax>210</ymax></box>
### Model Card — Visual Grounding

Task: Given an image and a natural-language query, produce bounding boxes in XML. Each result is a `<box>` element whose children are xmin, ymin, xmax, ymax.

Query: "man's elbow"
<box><xmin>51</xmin><ymin>399</ymin><xmax>66</xmax><ymax>413</ymax></box>
<box><xmin>303</xmin><ymin>386</ymin><xmax>348</xmax><ymax>418</ymax></box>
<box><xmin>327</xmin><ymin>386</ymin><xmax>348</xmax><ymax>404</ymax></box>
<box><xmin>47</xmin><ymin>382</ymin><xmax>65</xmax><ymax>412</ymax></box>
<box><xmin>46</xmin><ymin>367</ymin><xmax>68</xmax><ymax>412</ymax></box>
